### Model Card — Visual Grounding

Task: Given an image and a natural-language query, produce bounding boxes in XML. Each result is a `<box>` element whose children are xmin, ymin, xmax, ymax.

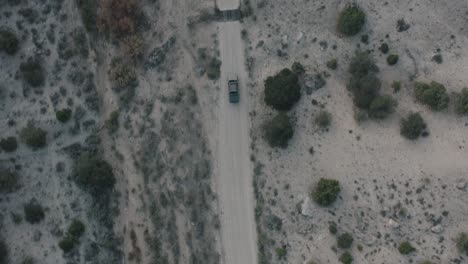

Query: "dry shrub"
<box><xmin>98</xmin><ymin>0</ymin><xmax>142</xmax><ymax>37</ymax></box>
<box><xmin>122</xmin><ymin>34</ymin><xmax>144</xmax><ymax>61</ymax></box>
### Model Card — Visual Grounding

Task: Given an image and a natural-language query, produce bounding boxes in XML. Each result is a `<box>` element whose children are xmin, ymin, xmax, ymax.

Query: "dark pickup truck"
<box><xmin>228</xmin><ymin>75</ymin><xmax>239</xmax><ymax>103</ymax></box>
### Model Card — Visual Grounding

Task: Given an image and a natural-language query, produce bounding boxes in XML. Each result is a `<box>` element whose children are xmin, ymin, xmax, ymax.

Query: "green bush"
<box><xmin>311</xmin><ymin>178</ymin><xmax>340</xmax><ymax>206</ymax></box>
<box><xmin>368</xmin><ymin>95</ymin><xmax>397</xmax><ymax>119</ymax></box>
<box><xmin>326</xmin><ymin>59</ymin><xmax>337</xmax><ymax>70</ymax></box>
<box><xmin>337</xmin><ymin>233</ymin><xmax>354</xmax><ymax>249</ymax></box>
<box><xmin>329</xmin><ymin>222</ymin><xmax>338</xmax><ymax>234</ymax></box>
<box><xmin>110</xmin><ymin>59</ymin><xmax>137</xmax><ymax>92</ymax></box>
<box><xmin>58</xmin><ymin>235</ymin><xmax>75</xmax><ymax>253</ymax></box>
<box><xmin>419</xmin><ymin>261</ymin><xmax>434</xmax><ymax>264</ymax></box>
<box><xmin>264</xmin><ymin>113</ymin><xmax>294</xmax><ymax>148</ymax></box>
<box><xmin>21</xmin><ymin>257</ymin><xmax>35</xmax><ymax>264</ymax></box>
<box><xmin>56</xmin><ymin>109</ymin><xmax>72</xmax><ymax>123</ymax></box>
<box><xmin>339</xmin><ymin>251</ymin><xmax>353</xmax><ymax>264</ymax></box>
<box><xmin>73</xmin><ymin>154</ymin><xmax>115</xmax><ymax>196</ymax></box>
<box><xmin>0</xmin><ymin>137</ymin><xmax>18</xmax><ymax>152</ymax></box>
<box><xmin>20</xmin><ymin>124</ymin><xmax>47</xmax><ymax>149</ymax></box>
<box><xmin>105</xmin><ymin>111</ymin><xmax>119</xmax><ymax>134</ymax></box>
<box><xmin>207</xmin><ymin>58</ymin><xmax>221</xmax><ymax>80</ymax></box>
<box><xmin>275</xmin><ymin>246</ymin><xmax>287</xmax><ymax>259</ymax></box>
<box><xmin>20</xmin><ymin>59</ymin><xmax>45</xmax><ymax>87</ymax></box>
<box><xmin>264</xmin><ymin>68</ymin><xmax>301</xmax><ymax>111</ymax></box>
<box><xmin>348</xmin><ymin>52</ymin><xmax>379</xmax><ymax>78</ymax></box>
<box><xmin>68</xmin><ymin>219</ymin><xmax>85</xmax><ymax>237</ymax></box>
<box><xmin>414</xmin><ymin>81</ymin><xmax>449</xmax><ymax>111</ymax></box>
<box><xmin>387</xmin><ymin>54</ymin><xmax>399</xmax><ymax>65</ymax></box>
<box><xmin>0</xmin><ymin>240</ymin><xmax>7</xmax><ymax>264</ymax></box>
<box><xmin>349</xmin><ymin>74</ymin><xmax>381</xmax><ymax>109</ymax></box>
<box><xmin>337</xmin><ymin>4</ymin><xmax>366</xmax><ymax>36</ymax></box>
<box><xmin>0</xmin><ymin>170</ymin><xmax>19</xmax><ymax>192</ymax></box>
<box><xmin>291</xmin><ymin>61</ymin><xmax>305</xmax><ymax>75</ymax></box>
<box><xmin>315</xmin><ymin>110</ymin><xmax>332</xmax><ymax>129</ymax></box>
<box><xmin>456</xmin><ymin>232</ymin><xmax>468</xmax><ymax>255</ymax></box>
<box><xmin>398</xmin><ymin>241</ymin><xmax>416</xmax><ymax>255</ymax></box>
<box><xmin>76</xmin><ymin>0</ymin><xmax>97</xmax><ymax>32</ymax></box>
<box><xmin>24</xmin><ymin>199</ymin><xmax>45</xmax><ymax>224</ymax></box>
<box><xmin>347</xmin><ymin>52</ymin><xmax>381</xmax><ymax>109</ymax></box>
<box><xmin>379</xmin><ymin>43</ymin><xmax>389</xmax><ymax>54</ymax></box>
<box><xmin>59</xmin><ymin>219</ymin><xmax>86</xmax><ymax>253</ymax></box>
<box><xmin>392</xmin><ymin>81</ymin><xmax>401</xmax><ymax>93</ymax></box>
<box><xmin>400</xmin><ymin>112</ymin><xmax>427</xmax><ymax>140</ymax></box>
<box><xmin>0</xmin><ymin>29</ymin><xmax>19</xmax><ymax>55</ymax></box>
<box><xmin>454</xmin><ymin>88</ymin><xmax>468</xmax><ymax>115</ymax></box>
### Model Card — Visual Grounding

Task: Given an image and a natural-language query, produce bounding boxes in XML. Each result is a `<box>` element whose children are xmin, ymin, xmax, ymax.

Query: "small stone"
<box><xmin>281</xmin><ymin>35</ymin><xmax>288</xmax><ymax>47</ymax></box>
<box><xmin>301</xmin><ymin>197</ymin><xmax>314</xmax><ymax>217</ymax></box>
<box><xmin>456</xmin><ymin>181</ymin><xmax>466</xmax><ymax>190</ymax></box>
<box><xmin>33</xmin><ymin>230</ymin><xmax>42</xmax><ymax>241</ymax></box>
<box><xmin>431</xmin><ymin>225</ymin><xmax>443</xmax><ymax>234</ymax></box>
<box><xmin>387</xmin><ymin>218</ymin><xmax>400</xmax><ymax>229</ymax></box>
<box><xmin>296</xmin><ymin>32</ymin><xmax>304</xmax><ymax>43</ymax></box>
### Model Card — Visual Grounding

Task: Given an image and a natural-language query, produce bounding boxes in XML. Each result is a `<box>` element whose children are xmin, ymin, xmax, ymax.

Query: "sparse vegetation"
<box><xmin>56</xmin><ymin>109</ymin><xmax>72</xmax><ymax>123</ymax></box>
<box><xmin>454</xmin><ymin>88</ymin><xmax>468</xmax><ymax>115</ymax></box>
<box><xmin>387</xmin><ymin>54</ymin><xmax>399</xmax><ymax>65</ymax></box>
<box><xmin>414</xmin><ymin>81</ymin><xmax>449</xmax><ymax>111</ymax></box>
<box><xmin>0</xmin><ymin>29</ymin><xmax>19</xmax><ymax>55</ymax></box>
<box><xmin>456</xmin><ymin>232</ymin><xmax>468</xmax><ymax>255</ymax></box>
<box><xmin>315</xmin><ymin>110</ymin><xmax>332</xmax><ymax>129</ymax></box>
<box><xmin>398</xmin><ymin>241</ymin><xmax>416</xmax><ymax>255</ymax></box>
<box><xmin>264</xmin><ymin>113</ymin><xmax>294</xmax><ymax>148</ymax></box>
<box><xmin>0</xmin><ymin>137</ymin><xmax>18</xmax><ymax>152</ymax></box>
<box><xmin>400</xmin><ymin>112</ymin><xmax>427</xmax><ymax>140</ymax></box>
<box><xmin>19</xmin><ymin>58</ymin><xmax>45</xmax><ymax>87</ymax></box>
<box><xmin>339</xmin><ymin>251</ymin><xmax>353</xmax><ymax>264</ymax></box>
<box><xmin>337</xmin><ymin>4</ymin><xmax>366</xmax><ymax>36</ymax></box>
<box><xmin>337</xmin><ymin>233</ymin><xmax>354</xmax><ymax>249</ymax></box>
<box><xmin>264</xmin><ymin>68</ymin><xmax>301</xmax><ymax>111</ymax></box>
<box><xmin>73</xmin><ymin>154</ymin><xmax>115</xmax><ymax>196</ymax></box>
<box><xmin>311</xmin><ymin>178</ymin><xmax>341</xmax><ymax>206</ymax></box>
<box><xmin>20</xmin><ymin>124</ymin><xmax>47</xmax><ymax>149</ymax></box>
<box><xmin>0</xmin><ymin>170</ymin><xmax>18</xmax><ymax>193</ymax></box>
<box><xmin>24</xmin><ymin>199</ymin><xmax>45</xmax><ymax>224</ymax></box>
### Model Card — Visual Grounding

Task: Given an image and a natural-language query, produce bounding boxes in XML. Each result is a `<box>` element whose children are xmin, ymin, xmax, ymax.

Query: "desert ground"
<box><xmin>242</xmin><ymin>0</ymin><xmax>468</xmax><ymax>263</ymax></box>
<box><xmin>1</xmin><ymin>0</ymin><xmax>468</xmax><ymax>264</ymax></box>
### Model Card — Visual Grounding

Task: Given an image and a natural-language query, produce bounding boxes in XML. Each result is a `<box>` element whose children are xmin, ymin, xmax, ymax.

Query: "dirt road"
<box><xmin>216</xmin><ymin>21</ymin><xmax>258</xmax><ymax>264</ymax></box>
<box><xmin>216</xmin><ymin>0</ymin><xmax>239</xmax><ymax>11</ymax></box>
